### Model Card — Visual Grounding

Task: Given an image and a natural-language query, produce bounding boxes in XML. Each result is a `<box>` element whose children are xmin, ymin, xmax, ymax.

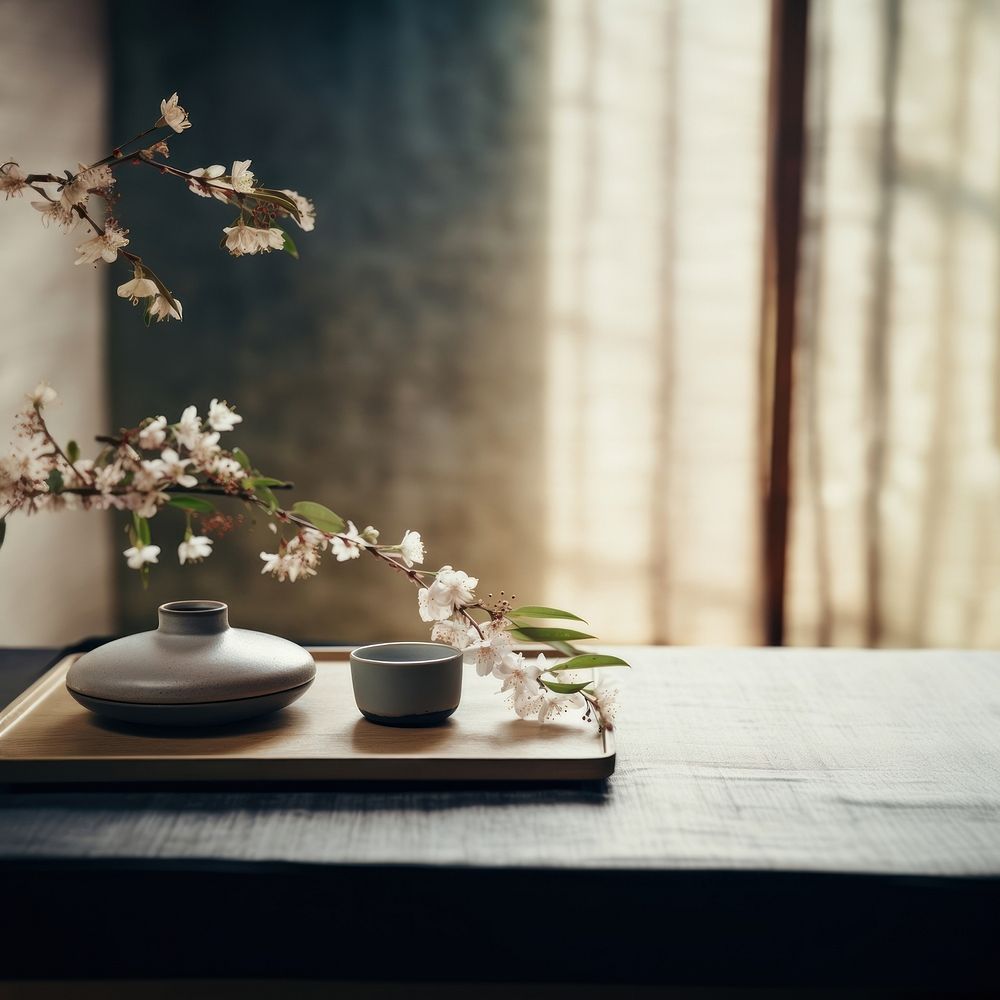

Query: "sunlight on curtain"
<box><xmin>544</xmin><ymin>0</ymin><xmax>770</xmax><ymax>643</ymax></box>
<box><xmin>789</xmin><ymin>0</ymin><xmax>1000</xmax><ymax>647</ymax></box>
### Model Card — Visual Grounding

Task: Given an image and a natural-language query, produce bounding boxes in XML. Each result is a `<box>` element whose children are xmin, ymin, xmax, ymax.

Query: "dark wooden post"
<box><xmin>760</xmin><ymin>0</ymin><xmax>810</xmax><ymax>645</ymax></box>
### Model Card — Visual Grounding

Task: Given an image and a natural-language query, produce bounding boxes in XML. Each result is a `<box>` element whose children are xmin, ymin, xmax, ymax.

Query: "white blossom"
<box><xmin>117</xmin><ymin>275</ymin><xmax>158</xmax><ymax>304</ymax></box>
<box><xmin>0</xmin><ymin>162</ymin><xmax>28</xmax><ymax>199</ymax></box>
<box><xmin>132</xmin><ymin>459</ymin><xmax>164</xmax><ymax>492</ymax></box>
<box><xmin>301</xmin><ymin>527</ymin><xmax>329</xmax><ymax>549</ymax></box>
<box><xmin>115</xmin><ymin>482</ymin><xmax>170</xmax><ymax>518</ymax></box>
<box><xmin>74</xmin><ymin>223</ymin><xmax>128</xmax><ymax>266</ymax></box>
<box><xmin>137</xmin><ymin>416</ymin><xmax>167</xmax><ymax>449</ymax></box>
<box><xmin>159</xmin><ymin>92</ymin><xmax>191</xmax><ymax>133</ymax></box>
<box><xmin>590</xmin><ymin>680</ymin><xmax>619</xmax><ymax>731</ymax></box>
<box><xmin>210</xmin><ymin>456</ymin><xmax>244</xmax><ymax>480</ymax></box>
<box><xmin>417</xmin><ymin>565</ymin><xmax>478</xmax><ymax>622</ymax></box>
<box><xmin>27</xmin><ymin>383</ymin><xmax>57</xmax><ymax>407</ymax></box>
<box><xmin>123</xmin><ymin>543</ymin><xmax>160</xmax><ymax>570</ymax></box>
<box><xmin>538</xmin><ymin>690</ymin><xmax>586</xmax><ymax>724</ymax></box>
<box><xmin>222</xmin><ymin>221</ymin><xmax>283</xmax><ymax>257</ymax></box>
<box><xmin>188</xmin><ymin>431</ymin><xmax>221</xmax><ymax>471</ymax></box>
<box><xmin>148</xmin><ymin>294</ymin><xmax>182</xmax><ymax>322</ymax></box>
<box><xmin>398</xmin><ymin>529</ymin><xmax>425</xmax><ymax>567</ymax></box>
<box><xmin>287</xmin><ymin>528</ymin><xmax>327</xmax><ymax>582</ymax></box>
<box><xmin>230</xmin><ymin>159</ymin><xmax>255</xmax><ymax>193</ymax></box>
<box><xmin>0</xmin><ymin>436</ymin><xmax>49</xmax><ymax>507</ymax></box>
<box><xmin>222</xmin><ymin>222</ymin><xmax>258</xmax><ymax>256</ymax></box>
<box><xmin>430</xmin><ymin>617</ymin><xmax>471</xmax><ymax>649</ymax></box>
<box><xmin>187</xmin><ymin>165</ymin><xmax>229</xmax><ymax>201</ymax></box>
<box><xmin>495</xmin><ymin>652</ymin><xmax>545</xmax><ymax>719</ymax></box>
<box><xmin>125</xmin><ymin>490</ymin><xmax>169</xmax><ymax>519</ymax></box>
<box><xmin>467</xmin><ymin>619</ymin><xmax>515</xmax><ymax>677</ymax></box>
<box><xmin>330</xmin><ymin>520</ymin><xmax>366</xmax><ymax>562</ymax></box>
<box><xmin>260</xmin><ymin>550</ymin><xmax>289</xmax><ymax>579</ymax></box>
<box><xmin>260</xmin><ymin>531</ymin><xmax>325</xmax><ymax>582</ymax></box>
<box><xmin>31</xmin><ymin>198</ymin><xmax>77</xmax><ymax>231</ymax></box>
<box><xmin>159</xmin><ymin>447</ymin><xmax>197</xmax><ymax>488</ymax></box>
<box><xmin>280</xmin><ymin>189</ymin><xmax>316</xmax><ymax>232</ymax></box>
<box><xmin>63</xmin><ymin>458</ymin><xmax>95</xmax><ymax>489</ymax></box>
<box><xmin>174</xmin><ymin>406</ymin><xmax>201</xmax><ymax>449</ymax></box>
<box><xmin>63</xmin><ymin>163</ymin><xmax>114</xmax><ymax>206</ymax></box>
<box><xmin>92</xmin><ymin>462</ymin><xmax>123</xmax><ymax>494</ymax></box>
<box><xmin>207</xmin><ymin>399</ymin><xmax>242</xmax><ymax>432</ymax></box>
<box><xmin>178</xmin><ymin>534</ymin><xmax>213</xmax><ymax>565</ymax></box>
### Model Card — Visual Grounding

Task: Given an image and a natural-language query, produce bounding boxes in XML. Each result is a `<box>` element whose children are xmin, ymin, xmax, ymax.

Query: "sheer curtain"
<box><xmin>545</xmin><ymin>0</ymin><xmax>1000</xmax><ymax>647</ymax></box>
<box><xmin>789</xmin><ymin>0</ymin><xmax>1000</xmax><ymax>647</ymax></box>
<box><xmin>544</xmin><ymin>0</ymin><xmax>771</xmax><ymax>643</ymax></box>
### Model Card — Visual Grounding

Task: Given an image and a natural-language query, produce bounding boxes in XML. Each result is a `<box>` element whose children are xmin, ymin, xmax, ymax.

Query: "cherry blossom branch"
<box><xmin>60</xmin><ymin>483</ymin><xmax>293</xmax><ymax>498</ymax></box>
<box><xmin>0</xmin><ymin>91</ymin><xmax>315</xmax><ymax>322</ymax></box>
<box><xmin>131</xmin><ymin>158</ymin><xmax>215</xmax><ymax>185</ymax></box>
<box><xmin>0</xmin><ymin>387</ymin><xmax>623</xmax><ymax>733</ymax></box>
<box><xmin>74</xmin><ymin>125</ymin><xmax>165</xmax><ymax>178</ymax></box>
<box><xmin>33</xmin><ymin>405</ymin><xmax>93</xmax><ymax>486</ymax></box>
<box><xmin>365</xmin><ymin>543</ymin><xmax>426</xmax><ymax>587</ymax></box>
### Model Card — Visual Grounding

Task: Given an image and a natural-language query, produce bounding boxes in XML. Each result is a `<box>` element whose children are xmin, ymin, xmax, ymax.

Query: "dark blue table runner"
<box><xmin>1</xmin><ymin>645</ymin><xmax>998</xmax><ymax>988</ymax></box>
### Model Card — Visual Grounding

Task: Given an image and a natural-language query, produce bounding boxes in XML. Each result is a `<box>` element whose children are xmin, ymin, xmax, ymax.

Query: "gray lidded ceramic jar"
<box><xmin>66</xmin><ymin>601</ymin><xmax>315</xmax><ymax>727</ymax></box>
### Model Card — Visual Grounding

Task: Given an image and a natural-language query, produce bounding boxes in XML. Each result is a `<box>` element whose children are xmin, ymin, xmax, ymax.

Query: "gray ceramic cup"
<box><xmin>350</xmin><ymin>641</ymin><xmax>463</xmax><ymax>727</ymax></box>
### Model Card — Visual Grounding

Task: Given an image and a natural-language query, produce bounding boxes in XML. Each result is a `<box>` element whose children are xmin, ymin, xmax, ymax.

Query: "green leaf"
<box><xmin>549</xmin><ymin>654</ymin><xmax>631</xmax><ymax>672</ymax></box>
<box><xmin>507</xmin><ymin>626</ymin><xmax>595</xmax><ymax>643</ymax></box>
<box><xmin>233</xmin><ymin>447</ymin><xmax>252</xmax><ymax>471</ymax></box>
<box><xmin>291</xmin><ymin>500</ymin><xmax>346</xmax><ymax>534</ymax></box>
<box><xmin>168</xmin><ymin>496</ymin><xmax>216</xmax><ymax>515</ymax></box>
<box><xmin>541</xmin><ymin>679</ymin><xmax>593</xmax><ymax>694</ymax></box>
<box><xmin>66</xmin><ymin>440</ymin><xmax>80</xmax><ymax>463</ymax></box>
<box><xmin>249</xmin><ymin>476</ymin><xmax>289</xmax><ymax>488</ymax></box>
<box><xmin>279</xmin><ymin>228</ymin><xmax>299</xmax><ymax>260</ymax></box>
<box><xmin>255</xmin><ymin>484</ymin><xmax>278</xmax><ymax>512</ymax></box>
<box><xmin>508</xmin><ymin>605</ymin><xmax>587</xmax><ymax>624</ymax></box>
<box><xmin>132</xmin><ymin>513</ymin><xmax>151</xmax><ymax>546</ymax></box>
<box><xmin>251</xmin><ymin>187</ymin><xmax>301</xmax><ymax>220</ymax></box>
<box><xmin>46</xmin><ymin>469</ymin><xmax>64</xmax><ymax>494</ymax></box>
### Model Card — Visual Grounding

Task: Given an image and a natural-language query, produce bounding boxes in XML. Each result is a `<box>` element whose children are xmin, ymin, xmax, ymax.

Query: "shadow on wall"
<box><xmin>107</xmin><ymin>0</ymin><xmax>550</xmax><ymax>641</ymax></box>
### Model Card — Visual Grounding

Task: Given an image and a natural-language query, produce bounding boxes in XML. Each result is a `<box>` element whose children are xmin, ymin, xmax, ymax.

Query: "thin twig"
<box><xmin>58</xmin><ymin>483</ymin><xmax>292</xmax><ymax>498</ymax></box>
<box><xmin>72</xmin><ymin>126</ymin><xmax>165</xmax><ymax>178</ymax></box>
<box><xmin>35</xmin><ymin>409</ymin><xmax>92</xmax><ymax>486</ymax></box>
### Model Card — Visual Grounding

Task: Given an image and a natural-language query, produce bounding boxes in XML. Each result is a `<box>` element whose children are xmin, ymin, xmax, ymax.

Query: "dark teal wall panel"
<box><xmin>108</xmin><ymin>0</ymin><xmax>550</xmax><ymax>639</ymax></box>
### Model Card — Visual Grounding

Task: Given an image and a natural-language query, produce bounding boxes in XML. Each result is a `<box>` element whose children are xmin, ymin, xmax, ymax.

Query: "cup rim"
<box><xmin>351</xmin><ymin>641</ymin><xmax>462</xmax><ymax>666</ymax></box>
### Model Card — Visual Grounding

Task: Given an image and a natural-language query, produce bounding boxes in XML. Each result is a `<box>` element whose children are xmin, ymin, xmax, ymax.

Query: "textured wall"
<box><xmin>108</xmin><ymin>0</ymin><xmax>549</xmax><ymax>640</ymax></box>
<box><xmin>0</xmin><ymin>0</ymin><xmax>114</xmax><ymax>645</ymax></box>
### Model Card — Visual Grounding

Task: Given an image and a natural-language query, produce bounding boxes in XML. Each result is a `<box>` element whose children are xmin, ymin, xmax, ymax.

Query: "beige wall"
<box><xmin>0</xmin><ymin>0</ymin><xmax>114</xmax><ymax>645</ymax></box>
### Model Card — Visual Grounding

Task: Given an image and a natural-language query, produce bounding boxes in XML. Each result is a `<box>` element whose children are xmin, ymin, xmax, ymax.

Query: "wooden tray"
<box><xmin>0</xmin><ymin>648</ymin><xmax>614</xmax><ymax>783</ymax></box>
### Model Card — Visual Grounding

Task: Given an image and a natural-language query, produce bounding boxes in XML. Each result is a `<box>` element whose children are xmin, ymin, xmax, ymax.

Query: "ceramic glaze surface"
<box><xmin>350</xmin><ymin>642</ymin><xmax>462</xmax><ymax>726</ymax></box>
<box><xmin>66</xmin><ymin>602</ymin><xmax>316</xmax><ymax>721</ymax></box>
